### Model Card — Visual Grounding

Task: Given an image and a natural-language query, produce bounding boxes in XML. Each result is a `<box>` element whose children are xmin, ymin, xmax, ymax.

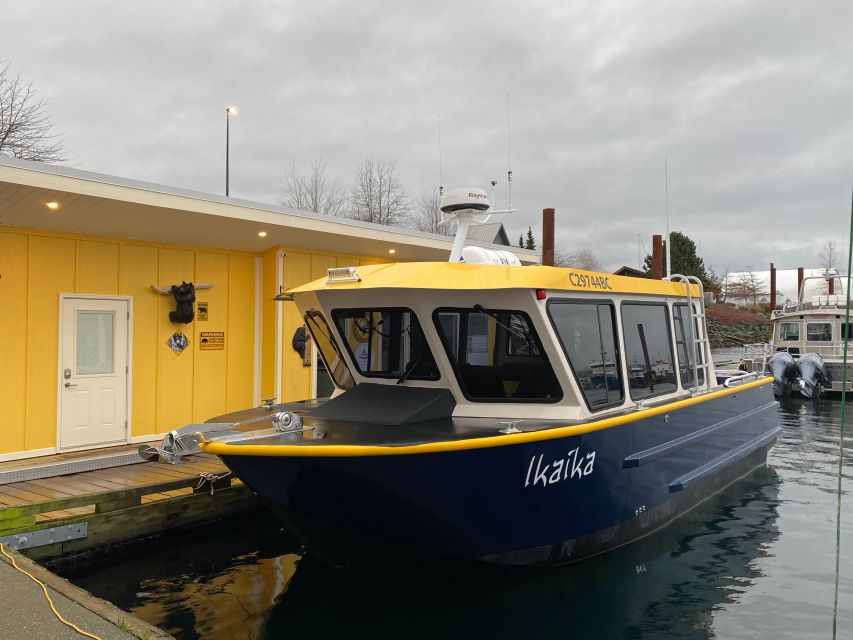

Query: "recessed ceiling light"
<box><xmin>45</xmin><ymin>202</ymin><xmax>60</xmax><ymax>210</ymax></box>
<box><xmin>388</xmin><ymin>249</ymin><xmax>396</xmax><ymax>254</ymax></box>
<box><xmin>258</xmin><ymin>231</ymin><xmax>267</xmax><ymax>237</ymax></box>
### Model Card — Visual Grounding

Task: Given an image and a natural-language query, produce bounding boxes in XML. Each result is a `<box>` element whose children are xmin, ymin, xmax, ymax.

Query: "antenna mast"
<box><xmin>438</xmin><ymin>115</ymin><xmax>444</xmax><ymax>196</ymax></box>
<box><xmin>507</xmin><ymin>92</ymin><xmax>512</xmax><ymax>212</ymax></box>
<box><xmin>665</xmin><ymin>157</ymin><xmax>671</xmax><ymax>279</ymax></box>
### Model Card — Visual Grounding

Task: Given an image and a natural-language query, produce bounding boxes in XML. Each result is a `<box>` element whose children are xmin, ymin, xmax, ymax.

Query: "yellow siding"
<box><xmin>119</xmin><ymin>244</ymin><xmax>159</xmax><ymax>437</ymax></box>
<box><xmin>226</xmin><ymin>255</ymin><xmax>255</xmax><ymax>411</ymax></box>
<box><xmin>281</xmin><ymin>252</ymin><xmax>312</xmax><ymax>402</ymax></box>
<box><xmin>26</xmin><ymin>235</ymin><xmax>75</xmax><ymax>450</ymax></box>
<box><xmin>0</xmin><ymin>223</ymin><xmax>394</xmax><ymax>457</ymax></box>
<box><xmin>0</xmin><ymin>233</ymin><xmax>28</xmax><ymax>454</ymax></box>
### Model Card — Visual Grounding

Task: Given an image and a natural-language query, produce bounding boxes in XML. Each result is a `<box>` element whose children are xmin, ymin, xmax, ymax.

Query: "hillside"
<box><xmin>705</xmin><ymin>303</ymin><xmax>770</xmax><ymax>348</ymax></box>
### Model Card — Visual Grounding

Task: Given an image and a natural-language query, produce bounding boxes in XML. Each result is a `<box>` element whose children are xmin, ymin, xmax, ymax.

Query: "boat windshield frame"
<box><xmin>304</xmin><ymin>310</ymin><xmax>355</xmax><ymax>391</ymax></box>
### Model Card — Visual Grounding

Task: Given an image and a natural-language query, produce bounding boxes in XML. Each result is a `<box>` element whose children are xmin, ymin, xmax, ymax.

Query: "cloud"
<box><xmin>4</xmin><ymin>0</ymin><xmax>853</xmax><ymax>273</ymax></box>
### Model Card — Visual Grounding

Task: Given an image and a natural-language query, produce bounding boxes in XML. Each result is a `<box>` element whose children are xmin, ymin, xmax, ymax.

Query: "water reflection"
<box><xmin>64</xmin><ymin>393</ymin><xmax>853</xmax><ymax>639</ymax></box>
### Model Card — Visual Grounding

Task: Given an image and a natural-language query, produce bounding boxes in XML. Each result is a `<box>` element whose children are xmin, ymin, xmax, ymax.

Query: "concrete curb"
<box><xmin>0</xmin><ymin>546</ymin><xmax>173</xmax><ymax>640</ymax></box>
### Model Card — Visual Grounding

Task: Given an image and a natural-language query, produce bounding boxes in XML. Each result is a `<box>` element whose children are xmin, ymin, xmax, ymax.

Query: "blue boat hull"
<box><xmin>220</xmin><ymin>383</ymin><xmax>779</xmax><ymax>568</ymax></box>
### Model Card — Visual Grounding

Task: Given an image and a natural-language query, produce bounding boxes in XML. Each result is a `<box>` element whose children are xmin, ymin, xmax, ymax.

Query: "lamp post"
<box><xmin>225</xmin><ymin>106</ymin><xmax>238</xmax><ymax>196</ymax></box>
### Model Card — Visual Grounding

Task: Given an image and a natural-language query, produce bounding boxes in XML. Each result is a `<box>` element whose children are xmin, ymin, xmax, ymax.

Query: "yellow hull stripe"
<box><xmin>199</xmin><ymin>377</ymin><xmax>773</xmax><ymax>459</ymax></box>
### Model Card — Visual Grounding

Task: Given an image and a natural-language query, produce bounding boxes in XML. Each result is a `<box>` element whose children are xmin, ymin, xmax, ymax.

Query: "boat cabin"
<box><xmin>290</xmin><ymin>263</ymin><xmax>711</xmax><ymax>422</ymax></box>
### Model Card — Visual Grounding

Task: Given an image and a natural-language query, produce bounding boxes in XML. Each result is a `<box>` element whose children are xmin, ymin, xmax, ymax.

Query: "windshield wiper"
<box><xmin>473</xmin><ymin>304</ymin><xmax>532</xmax><ymax>344</ymax></box>
<box><xmin>397</xmin><ymin>356</ymin><xmax>421</xmax><ymax>385</ymax></box>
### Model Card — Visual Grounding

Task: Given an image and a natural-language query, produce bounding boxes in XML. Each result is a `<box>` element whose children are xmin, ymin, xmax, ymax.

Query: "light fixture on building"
<box><xmin>45</xmin><ymin>201</ymin><xmax>60</xmax><ymax>210</ymax></box>
<box><xmin>258</xmin><ymin>231</ymin><xmax>267</xmax><ymax>237</ymax></box>
<box><xmin>226</xmin><ymin>106</ymin><xmax>239</xmax><ymax>197</ymax></box>
<box><xmin>388</xmin><ymin>249</ymin><xmax>396</xmax><ymax>254</ymax></box>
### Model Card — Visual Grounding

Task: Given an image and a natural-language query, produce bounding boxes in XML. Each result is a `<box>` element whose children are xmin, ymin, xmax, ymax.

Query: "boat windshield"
<box><xmin>433</xmin><ymin>307</ymin><xmax>562</xmax><ymax>403</ymax></box>
<box><xmin>305</xmin><ymin>310</ymin><xmax>355</xmax><ymax>390</ymax></box>
<box><xmin>332</xmin><ymin>308</ymin><xmax>440</xmax><ymax>381</ymax></box>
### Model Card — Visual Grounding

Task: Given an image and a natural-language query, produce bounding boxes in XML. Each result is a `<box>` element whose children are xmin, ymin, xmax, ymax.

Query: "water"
<box><xmin>63</xmin><ymin>396</ymin><xmax>853</xmax><ymax>639</ymax></box>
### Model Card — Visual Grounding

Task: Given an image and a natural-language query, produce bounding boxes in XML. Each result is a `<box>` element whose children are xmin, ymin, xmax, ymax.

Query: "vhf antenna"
<box><xmin>438</xmin><ymin>115</ymin><xmax>444</xmax><ymax>196</ymax></box>
<box><xmin>507</xmin><ymin>92</ymin><xmax>512</xmax><ymax>212</ymax></box>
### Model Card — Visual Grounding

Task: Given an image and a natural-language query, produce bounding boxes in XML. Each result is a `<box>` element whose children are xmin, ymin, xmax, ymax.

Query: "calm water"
<box><xmin>64</xmin><ymin>395</ymin><xmax>853</xmax><ymax>639</ymax></box>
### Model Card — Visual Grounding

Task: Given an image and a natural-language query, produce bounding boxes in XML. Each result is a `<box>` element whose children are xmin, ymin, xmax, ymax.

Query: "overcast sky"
<box><xmin>4</xmin><ymin>0</ymin><xmax>853</xmax><ymax>272</ymax></box>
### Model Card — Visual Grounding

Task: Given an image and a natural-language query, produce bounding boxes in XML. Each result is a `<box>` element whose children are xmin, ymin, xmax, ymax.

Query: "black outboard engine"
<box><xmin>767</xmin><ymin>352</ymin><xmax>799</xmax><ymax>397</ymax></box>
<box><xmin>797</xmin><ymin>353</ymin><xmax>827</xmax><ymax>399</ymax></box>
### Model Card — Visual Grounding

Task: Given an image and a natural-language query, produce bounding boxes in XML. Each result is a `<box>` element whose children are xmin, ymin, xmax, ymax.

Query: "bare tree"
<box><xmin>555</xmin><ymin>248</ymin><xmax>602</xmax><ymax>271</ymax></box>
<box><xmin>820</xmin><ymin>240</ymin><xmax>837</xmax><ymax>271</ymax></box>
<box><xmin>348</xmin><ymin>157</ymin><xmax>410</xmax><ymax>226</ymax></box>
<box><xmin>279</xmin><ymin>160</ymin><xmax>345</xmax><ymax>216</ymax></box>
<box><xmin>730</xmin><ymin>266</ymin><xmax>769</xmax><ymax>308</ymax></box>
<box><xmin>0</xmin><ymin>60</ymin><xmax>66</xmax><ymax>163</ymax></box>
<box><xmin>411</xmin><ymin>188</ymin><xmax>455</xmax><ymax>235</ymax></box>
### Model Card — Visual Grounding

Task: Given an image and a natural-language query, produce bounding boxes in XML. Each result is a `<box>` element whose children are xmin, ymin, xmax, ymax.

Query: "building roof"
<box><xmin>0</xmin><ymin>156</ymin><xmax>540</xmax><ymax>264</ymax></box>
<box><xmin>289</xmin><ymin>262</ymin><xmax>702</xmax><ymax>297</ymax></box>
<box><xmin>612</xmin><ymin>265</ymin><xmax>647</xmax><ymax>278</ymax></box>
<box><xmin>466</xmin><ymin>222</ymin><xmax>510</xmax><ymax>246</ymax></box>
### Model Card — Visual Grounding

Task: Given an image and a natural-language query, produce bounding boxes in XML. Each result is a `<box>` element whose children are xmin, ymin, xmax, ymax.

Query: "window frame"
<box><xmin>432</xmin><ymin>306</ymin><xmax>562</xmax><ymax>404</ymax></box>
<box><xmin>778</xmin><ymin>321</ymin><xmax>801</xmax><ymax>342</ymax></box>
<box><xmin>546</xmin><ymin>298</ymin><xmax>624</xmax><ymax>412</ymax></box>
<box><xmin>805</xmin><ymin>321</ymin><xmax>832</xmax><ymax>343</ymax></box>
<box><xmin>620</xmin><ymin>301</ymin><xmax>678</xmax><ymax>401</ymax></box>
<box><xmin>331</xmin><ymin>306</ymin><xmax>441</xmax><ymax>381</ymax></box>
<box><xmin>304</xmin><ymin>310</ymin><xmax>355</xmax><ymax>391</ymax></box>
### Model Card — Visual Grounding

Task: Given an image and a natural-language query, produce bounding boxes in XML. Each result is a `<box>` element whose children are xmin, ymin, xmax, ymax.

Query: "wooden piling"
<box><xmin>797</xmin><ymin>267</ymin><xmax>805</xmax><ymax>300</ymax></box>
<box><xmin>770</xmin><ymin>263</ymin><xmax>776</xmax><ymax>310</ymax></box>
<box><xmin>542</xmin><ymin>208</ymin><xmax>555</xmax><ymax>266</ymax></box>
<box><xmin>652</xmin><ymin>235</ymin><xmax>663</xmax><ymax>280</ymax></box>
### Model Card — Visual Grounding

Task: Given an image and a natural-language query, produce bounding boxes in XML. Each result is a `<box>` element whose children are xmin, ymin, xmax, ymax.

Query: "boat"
<box><xmin>740</xmin><ymin>272</ymin><xmax>848</xmax><ymax>397</ymax></box>
<box><xmin>144</xmin><ymin>188</ymin><xmax>781</xmax><ymax>568</ymax></box>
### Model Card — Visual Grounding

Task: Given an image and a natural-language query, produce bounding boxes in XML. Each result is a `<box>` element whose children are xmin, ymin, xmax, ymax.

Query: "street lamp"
<box><xmin>225</xmin><ymin>106</ymin><xmax>238</xmax><ymax>196</ymax></box>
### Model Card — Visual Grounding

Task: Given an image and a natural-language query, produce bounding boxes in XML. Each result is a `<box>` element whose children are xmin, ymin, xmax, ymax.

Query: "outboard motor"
<box><xmin>797</xmin><ymin>353</ymin><xmax>827</xmax><ymax>399</ymax></box>
<box><xmin>767</xmin><ymin>352</ymin><xmax>799</xmax><ymax>397</ymax></box>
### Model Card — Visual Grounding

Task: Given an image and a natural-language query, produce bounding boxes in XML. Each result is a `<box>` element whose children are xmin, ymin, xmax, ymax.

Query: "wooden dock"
<box><xmin>0</xmin><ymin>450</ymin><xmax>257</xmax><ymax>561</ymax></box>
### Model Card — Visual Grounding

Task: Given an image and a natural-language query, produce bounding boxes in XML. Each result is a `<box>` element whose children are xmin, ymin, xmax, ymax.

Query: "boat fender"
<box><xmin>767</xmin><ymin>352</ymin><xmax>799</xmax><ymax>398</ymax></box>
<box><xmin>797</xmin><ymin>352</ymin><xmax>828</xmax><ymax>399</ymax></box>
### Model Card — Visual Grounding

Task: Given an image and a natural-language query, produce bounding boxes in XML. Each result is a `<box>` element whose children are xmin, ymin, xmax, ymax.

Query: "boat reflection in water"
<box><xmin>266</xmin><ymin>466</ymin><xmax>780</xmax><ymax>640</ymax></box>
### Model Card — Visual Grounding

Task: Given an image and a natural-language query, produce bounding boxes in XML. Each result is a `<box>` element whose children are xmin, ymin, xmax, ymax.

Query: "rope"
<box><xmin>832</xmin><ymin>188</ymin><xmax>852</xmax><ymax>640</ymax></box>
<box><xmin>194</xmin><ymin>471</ymin><xmax>232</xmax><ymax>496</ymax></box>
<box><xmin>0</xmin><ymin>543</ymin><xmax>103</xmax><ymax>640</ymax></box>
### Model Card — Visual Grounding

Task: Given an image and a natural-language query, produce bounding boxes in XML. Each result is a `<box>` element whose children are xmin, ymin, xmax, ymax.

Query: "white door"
<box><xmin>59</xmin><ymin>297</ymin><xmax>129</xmax><ymax>449</ymax></box>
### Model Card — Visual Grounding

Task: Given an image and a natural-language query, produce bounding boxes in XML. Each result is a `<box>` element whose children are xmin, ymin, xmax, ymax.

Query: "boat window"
<box><xmin>843</xmin><ymin>323</ymin><xmax>853</xmax><ymax>340</ymax></box>
<box><xmin>433</xmin><ymin>308</ymin><xmax>562</xmax><ymax>402</ymax></box>
<box><xmin>548</xmin><ymin>301</ymin><xmax>623</xmax><ymax>410</ymax></box>
<box><xmin>304</xmin><ymin>311</ymin><xmax>355</xmax><ymax>390</ymax></box>
<box><xmin>621</xmin><ymin>303</ymin><xmax>677</xmax><ymax>400</ymax></box>
<box><xmin>672</xmin><ymin>303</ymin><xmax>705</xmax><ymax>388</ymax></box>
<box><xmin>806</xmin><ymin>322</ymin><xmax>832</xmax><ymax>342</ymax></box>
<box><xmin>332</xmin><ymin>308</ymin><xmax>439</xmax><ymax>380</ymax></box>
<box><xmin>778</xmin><ymin>322</ymin><xmax>800</xmax><ymax>342</ymax></box>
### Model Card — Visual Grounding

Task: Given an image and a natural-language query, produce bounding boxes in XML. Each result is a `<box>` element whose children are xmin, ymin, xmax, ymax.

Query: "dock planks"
<box><xmin>0</xmin><ymin>452</ymin><xmax>256</xmax><ymax>560</ymax></box>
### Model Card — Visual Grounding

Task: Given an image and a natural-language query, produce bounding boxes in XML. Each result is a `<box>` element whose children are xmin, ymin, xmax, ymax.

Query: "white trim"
<box><xmin>56</xmin><ymin>294</ymin><xmax>133</xmax><ymax>452</ymax></box>
<box><xmin>274</xmin><ymin>250</ymin><xmax>285</xmax><ymax>403</ymax></box>
<box><xmin>0</xmin><ymin>447</ymin><xmax>57</xmax><ymax>463</ymax></box>
<box><xmin>129</xmin><ymin>433</ymin><xmax>168</xmax><ymax>445</ymax></box>
<box><xmin>253</xmin><ymin>256</ymin><xmax>263</xmax><ymax>406</ymax></box>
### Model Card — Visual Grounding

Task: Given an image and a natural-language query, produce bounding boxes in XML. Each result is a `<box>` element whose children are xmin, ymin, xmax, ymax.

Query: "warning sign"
<box><xmin>199</xmin><ymin>331</ymin><xmax>224</xmax><ymax>351</ymax></box>
<box><xmin>197</xmin><ymin>302</ymin><xmax>209</xmax><ymax>321</ymax></box>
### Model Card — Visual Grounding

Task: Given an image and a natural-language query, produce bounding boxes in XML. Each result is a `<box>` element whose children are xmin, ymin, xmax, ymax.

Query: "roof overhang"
<box><xmin>0</xmin><ymin>157</ymin><xmax>541</xmax><ymax>264</ymax></box>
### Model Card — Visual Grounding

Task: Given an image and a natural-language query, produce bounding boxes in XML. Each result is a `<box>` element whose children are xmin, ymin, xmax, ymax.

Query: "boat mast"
<box><xmin>665</xmin><ymin>157</ymin><xmax>671</xmax><ymax>279</ymax></box>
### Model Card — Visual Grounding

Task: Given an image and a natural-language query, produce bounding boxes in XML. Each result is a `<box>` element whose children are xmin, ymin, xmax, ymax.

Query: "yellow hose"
<box><xmin>0</xmin><ymin>542</ymin><xmax>104</xmax><ymax>640</ymax></box>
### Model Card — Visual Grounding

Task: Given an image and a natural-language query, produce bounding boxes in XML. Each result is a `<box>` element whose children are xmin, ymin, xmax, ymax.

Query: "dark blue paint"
<box><xmin>220</xmin><ymin>384</ymin><xmax>779</xmax><ymax>566</ymax></box>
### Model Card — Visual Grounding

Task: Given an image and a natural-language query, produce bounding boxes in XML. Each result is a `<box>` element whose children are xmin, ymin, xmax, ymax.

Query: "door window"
<box><xmin>76</xmin><ymin>311</ymin><xmax>115</xmax><ymax>375</ymax></box>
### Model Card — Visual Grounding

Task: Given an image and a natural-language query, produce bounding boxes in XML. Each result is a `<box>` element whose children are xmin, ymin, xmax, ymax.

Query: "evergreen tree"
<box><xmin>519</xmin><ymin>233</ymin><xmax>524</xmax><ymax>248</ymax></box>
<box><xmin>642</xmin><ymin>231</ymin><xmax>710</xmax><ymax>285</ymax></box>
<box><xmin>524</xmin><ymin>226</ymin><xmax>536</xmax><ymax>250</ymax></box>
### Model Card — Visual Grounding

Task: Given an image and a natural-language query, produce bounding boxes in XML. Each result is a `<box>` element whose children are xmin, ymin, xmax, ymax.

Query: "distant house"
<box><xmin>613</xmin><ymin>265</ymin><xmax>647</xmax><ymax>278</ymax></box>
<box><xmin>466</xmin><ymin>222</ymin><xmax>511</xmax><ymax>246</ymax></box>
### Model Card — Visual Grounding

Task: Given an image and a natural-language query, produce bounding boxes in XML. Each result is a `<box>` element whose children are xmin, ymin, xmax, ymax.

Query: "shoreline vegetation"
<box><xmin>706</xmin><ymin>303</ymin><xmax>771</xmax><ymax>349</ymax></box>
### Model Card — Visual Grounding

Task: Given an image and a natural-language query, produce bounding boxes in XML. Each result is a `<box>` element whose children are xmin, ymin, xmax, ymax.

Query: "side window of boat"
<box><xmin>331</xmin><ymin>308</ymin><xmax>440</xmax><ymax>380</ymax></box>
<box><xmin>672</xmin><ymin>303</ymin><xmax>705</xmax><ymax>388</ymax></box>
<box><xmin>779</xmin><ymin>322</ymin><xmax>800</xmax><ymax>342</ymax></box>
<box><xmin>548</xmin><ymin>301</ymin><xmax>624</xmax><ymax>411</ymax></box>
<box><xmin>433</xmin><ymin>308</ymin><xmax>562</xmax><ymax>402</ymax></box>
<box><xmin>806</xmin><ymin>322</ymin><xmax>832</xmax><ymax>342</ymax></box>
<box><xmin>843</xmin><ymin>323</ymin><xmax>853</xmax><ymax>340</ymax></box>
<box><xmin>304</xmin><ymin>311</ymin><xmax>355</xmax><ymax>390</ymax></box>
<box><xmin>621</xmin><ymin>303</ymin><xmax>677</xmax><ymax>400</ymax></box>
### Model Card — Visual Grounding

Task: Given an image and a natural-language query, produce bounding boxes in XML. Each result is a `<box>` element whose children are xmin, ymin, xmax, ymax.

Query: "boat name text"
<box><xmin>568</xmin><ymin>272</ymin><xmax>612</xmax><ymax>291</ymax></box>
<box><xmin>524</xmin><ymin>448</ymin><xmax>596</xmax><ymax>488</ymax></box>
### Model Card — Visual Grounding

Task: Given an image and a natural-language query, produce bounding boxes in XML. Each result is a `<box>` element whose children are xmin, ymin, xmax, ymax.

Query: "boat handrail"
<box><xmin>667</xmin><ymin>274</ymin><xmax>714</xmax><ymax>394</ymax></box>
<box><xmin>723</xmin><ymin>371</ymin><xmax>761</xmax><ymax>387</ymax></box>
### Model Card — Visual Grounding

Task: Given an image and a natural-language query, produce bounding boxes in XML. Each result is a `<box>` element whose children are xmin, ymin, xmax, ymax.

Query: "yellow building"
<box><xmin>0</xmin><ymin>156</ymin><xmax>538</xmax><ymax>461</ymax></box>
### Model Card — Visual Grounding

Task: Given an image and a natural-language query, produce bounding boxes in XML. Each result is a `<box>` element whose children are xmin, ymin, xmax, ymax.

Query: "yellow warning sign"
<box><xmin>199</xmin><ymin>331</ymin><xmax>224</xmax><ymax>351</ymax></box>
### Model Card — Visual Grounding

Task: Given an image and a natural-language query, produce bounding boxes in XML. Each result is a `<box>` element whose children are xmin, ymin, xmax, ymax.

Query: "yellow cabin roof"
<box><xmin>288</xmin><ymin>262</ymin><xmax>703</xmax><ymax>298</ymax></box>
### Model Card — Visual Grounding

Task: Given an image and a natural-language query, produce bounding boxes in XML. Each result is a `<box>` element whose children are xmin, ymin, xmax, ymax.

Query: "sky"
<box><xmin>3</xmin><ymin>0</ymin><xmax>853</xmax><ymax>273</ymax></box>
